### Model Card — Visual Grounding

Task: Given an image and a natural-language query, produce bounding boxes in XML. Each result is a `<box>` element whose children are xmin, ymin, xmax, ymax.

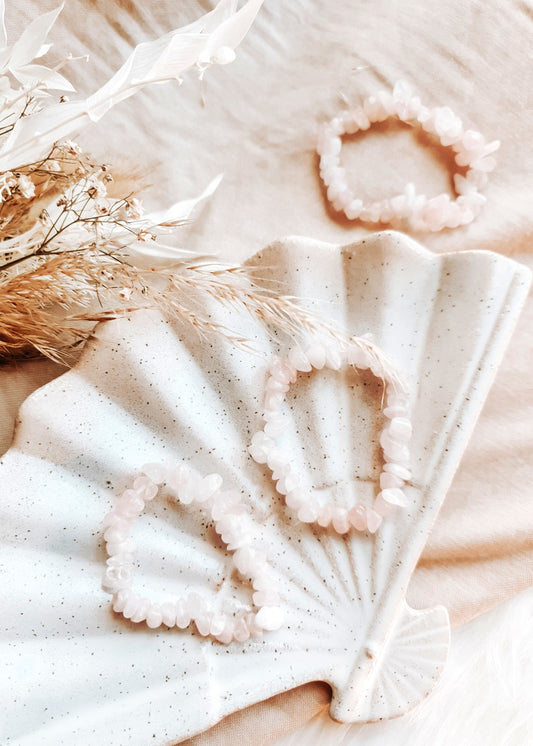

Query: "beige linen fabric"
<box><xmin>2</xmin><ymin>0</ymin><xmax>533</xmax><ymax>743</ymax></box>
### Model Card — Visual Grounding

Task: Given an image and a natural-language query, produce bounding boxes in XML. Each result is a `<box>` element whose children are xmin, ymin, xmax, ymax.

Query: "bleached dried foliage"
<box><xmin>0</xmin><ymin>0</ymin><xmax>270</xmax><ymax>361</ymax></box>
<box><xmin>0</xmin><ymin>0</ymin><xmax>404</xmax><ymax>392</ymax></box>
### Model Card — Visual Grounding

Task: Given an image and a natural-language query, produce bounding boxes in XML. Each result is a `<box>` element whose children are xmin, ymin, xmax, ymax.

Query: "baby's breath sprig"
<box><xmin>1</xmin><ymin>0</ymin><xmax>359</xmax><ymax>366</ymax></box>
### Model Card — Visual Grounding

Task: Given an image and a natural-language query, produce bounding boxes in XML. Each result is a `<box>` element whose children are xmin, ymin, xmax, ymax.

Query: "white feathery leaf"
<box><xmin>10</xmin><ymin>64</ymin><xmax>75</xmax><ymax>92</ymax></box>
<box><xmin>120</xmin><ymin>174</ymin><xmax>223</xmax><ymax>267</ymax></box>
<box><xmin>85</xmin><ymin>34</ymin><xmax>206</xmax><ymax>121</ymax></box>
<box><xmin>203</xmin><ymin>0</ymin><xmax>264</xmax><ymax>57</ymax></box>
<box><xmin>144</xmin><ymin>173</ymin><xmax>223</xmax><ymax>229</ymax></box>
<box><xmin>120</xmin><ymin>240</ymin><xmax>216</xmax><ymax>268</ymax></box>
<box><xmin>33</xmin><ymin>43</ymin><xmax>52</xmax><ymax>59</ymax></box>
<box><xmin>0</xmin><ymin>0</ymin><xmax>264</xmax><ymax>172</ymax></box>
<box><xmin>177</xmin><ymin>0</ymin><xmax>238</xmax><ymax>35</ymax></box>
<box><xmin>8</xmin><ymin>5</ymin><xmax>63</xmax><ymax>69</ymax></box>
<box><xmin>0</xmin><ymin>101</ymin><xmax>87</xmax><ymax>168</ymax></box>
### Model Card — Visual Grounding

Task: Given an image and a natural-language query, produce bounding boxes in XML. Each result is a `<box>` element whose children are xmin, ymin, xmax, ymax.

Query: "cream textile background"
<box><xmin>1</xmin><ymin>1</ymin><xmax>532</xmax><ymax>744</ymax></box>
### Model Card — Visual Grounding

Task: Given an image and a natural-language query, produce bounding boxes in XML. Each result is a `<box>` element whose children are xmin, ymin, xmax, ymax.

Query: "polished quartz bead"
<box><xmin>380</xmin><ymin>429</ymin><xmax>410</xmax><ymax>462</ymax></box>
<box><xmin>234</xmin><ymin>546</ymin><xmax>266</xmax><ymax>575</ymax></box>
<box><xmin>103</xmin><ymin>563</ymin><xmax>132</xmax><ymax>591</ymax></box>
<box><xmin>160</xmin><ymin>601</ymin><xmax>178</xmax><ymax>627</ymax></box>
<box><xmin>288</xmin><ymin>346</ymin><xmax>312</xmax><ymax>372</ymax></box>
<box><xmin>210</xmin><ymin>490</ymin><xmax>242</xmax><ymax>521</ymax></box>
<box><xmin>380</xmin><ymin>472</ymin><xmax>404</xmax><ymax>489</ymax></box>
<box><xmin>384</xmin><ymin>462</ymin><xmax>412</xmax><ymax>481</ymax></box>
<box><xmin>331</xmin><ymin>507</ymin><xmax>350</xmax><ymax>534</ymax></box>
<box><xmin>265</xmin><ymin>376</ymin><xmax>289</xmax><ymax>393</ymax></box>
<box><xmin>346</xmin><ymin>343</ymin><xmax>370</xmax><ymax>369</ymax></box>
<box><xmin>209</xmin><ymin>614</ymin><xmax>227</xmax><ymax>637</ymax></box>
<box><xmin>249</xmin><ymin>431</ymin><xmax>274</xmax><ymax>464</ymax></box>
<box><xmin>195</xmin><ymin>613</ymin><xmax>213</xmax><ymax>637</ymax></box>
<box><xmin>175</xmin><ymin>598</ymin><xmax>191</xmax><ymax>629</ymax></box>
<box><xmin>344</xmin><ymin>199</ymin><xmax>364</xmax><ymax>220</ymax></box>
<box><xmin>388</xmin><ymin>416</ymin><xmax>412</xmax><ymax>443</ymax></box>
<box><xmin>255</xmin><ymin>606</ymin><xmax>284</xmax><ymax>631</ymax></box>
<box><xmin>252</xmin><ymin>569</ymin><xmax>278</xmax><ymax>592</ymax></box>
<box><xmin>177</xmin><ymin>472</ymin><xmax>199</xmax><ymax>505</ymax></box>
<box><xmin>269</xmin><ymin>356</ymin><xmax>297</xmax><ymax>384</ymax></box>
<box><xmin>285</xmin><ymin>489</ymin><xmax>305</xmax><ymax>509</ymax></box>
<box><xmin>141</xmin><ymin>463</ymin><xmax>167</xmax><ymax>484</ymax></box>
<box><xmin>264</xmin><ymin>390</ymin><xmax>285</xmax><ymax>411</ymax></box>
<box><xmin>246</xmin><ymin>613</ymin><xmax>264</xmax><ymax>639</ymax></box>
<box><xmin>348</xmin><ymin>504</ymin><xmax>367</xmax><ymax>531</ymax></box>
<box><xmin>112</xmin><ymin>588</ymin><xmax>131</xmax><ymax>613</ymax></box>
<box><xmin>351</xmin><ymin>106</ymin><xmax>370</xmax><ymax>130</ymax></box>
<box><xmin>145</xmin><ymin>604</ymin><xmax>163</xmax><ymax>629</ymax></box>
<box><xmin>276</xmin><ymin>472</ymin><xmax>299</xmax><ymax>495</ymax></box>
<box><xmin>340</xmin><ymin>111</ymin><xmax>359</xmax><ymax>135</ymax></box>
<box><xmin>233</xmin><ymin>616</ymin><xmax>250</xmax><ymax>642</ymax></box>
<box><xmin>271</xmin><ymin>461</ymin><xmax>290</xmax><ymax>481</ymax></box>
<box><xmin>104</xmin><ymin>524</ymin><xmax>129</xmax><ymax>544</ymax></box>
<box><xmin>264</xmin><ymin>414</ymin><xmax>288</xmax><ymax>437</ymax></box>
<box><xmin>187</xmin><ymin>592</ymin><xmax>207</xmax><ymax>618</ymax></box>
<box><xmin>297</xmin><ymin>502</ymin><xmax>319</xmax><ymax>523</ymax></box>
<box><xmin>130</xmin><ymin>598</ymin><xmax>151</xmax><ymax>624</ymax></box>
<box><xmin>383</xmin><ymin>404</ymin><xmax>408</xmax><ymax>419</ymax></box>
<box><xmin>325</xmin><ymin>344</ymin><xmax>343</xmax><ymax>370</ymax></box>
<box><xmin>167</xmin><ymin>462</ymin><xmax>189</xmax><ymax>492</ymax></box>
<box><xmin>122</xmin><ymin>593</ymin><xmax>141</xmax><ymax>619</ymax></box>
<box><xmin>116</xmin><ymin>493</ymin><xmax>145</xmax><ymax>518</ymax></box>
<box><xmin>316</xmin><ymin>503</ymin><xmax>332</xmax><ymax>527</ymax></box>
<box><xmin>133</xmin><ymin>475</ymin><xmax>158</xmax><ymax>500</ymax></box>
<box><xmin>266</xmin><ymin>447</ymin><xmax>290</xmax><ymax>472</ymax></box>
<box><xmin>105</xmin><ymin>538</ymin><xmax>136</xmax><ymax>556</ymax></box>
<box><xmin>366</xmin><ymin>508</ymin><xmax>383</xmax><ymax>534</ymax></box>
<box><xmin>253</xmin><ymin>589</ymin><xmax>280</xmax><ymax>607</ymax></box>
<box><xmin>380</xmin><ymin>488</ymin><xmax>408</xmax><ymax>507</ymax></box>
<box><xmin>215</xmin><ymin>617</ymin><xmax>235</xmax><ymax>644</ymax></box>
<box><xmin>196</xmin><ymin>473</ymin><xmax>223</xmax><ymax>503</ymax></box>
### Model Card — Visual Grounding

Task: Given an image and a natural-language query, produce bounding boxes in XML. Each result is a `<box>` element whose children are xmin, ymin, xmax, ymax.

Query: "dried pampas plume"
<box><xmin>0</xmin><ymin>251</ymin><xmax>131</xmax><ymax>362</ymax></box>
<box><xmin>0</xmin><ymin>0</ymin><xmax>405</xmax><ymax>394</ymax></box>
<box><xmin>0</xmin><ymin>0</ymin><xmax>268</xmax><ymax>363</ymax></box>
<box><xmin>0</xmin><ymin>249</ymin><xmax>335</xmax><ymax>362</ymax></box>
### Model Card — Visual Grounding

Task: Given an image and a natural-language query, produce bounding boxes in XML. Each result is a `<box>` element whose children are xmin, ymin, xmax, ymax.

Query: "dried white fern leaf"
<box><xmin>9</xmin><ymin>63</ymin><xmax>74</xmax><ymax>91</ymax></box>
<box><xmin>142</xmin><ymin>173</ymin><xmax>224</xmax><ymax>230</ymax></box>
<box><xmin>6</xmin><ymin>6</ymin><xmax>62</xmax><ymax>69</ymax></box>
<box><xmin>202</xmin><ymin>0</ymin><xmax>264</xmax><ymax>59</ymax></box>
<box><xmin>0</xmin><ymin>0</ymin><xmax>264</xmax><ymax>172</ymax></box>
<box><xmin>0</xmin><ymin>3</ymin><xmax>73</xmax><ymax>91</ymax></box>
<box><xmin>115</xmin><ymin>174</ymin><xmax>225</xmax><ymax>267</ymax></box>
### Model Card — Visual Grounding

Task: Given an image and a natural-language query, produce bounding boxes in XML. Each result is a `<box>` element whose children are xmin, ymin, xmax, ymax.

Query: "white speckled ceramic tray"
<box><xmin>0</xmin><ymin>231</ymin><xmax>530</xmax><ymax>745</ymax></box>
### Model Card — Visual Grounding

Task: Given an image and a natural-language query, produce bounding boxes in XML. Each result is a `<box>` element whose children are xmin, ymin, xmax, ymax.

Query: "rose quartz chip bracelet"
<box><xmin>249</xmin><ymin>339</ymin><xmax>411</xmax><ymax>534</ymax></box>
<box><xmin>102</xmin><ymin>339</ymin><xmax>410</xmax><ymax>642</ymax></box>
<box><xmin>102</xmin><ymin>462</ymin><xmax>283</xmax><ymax>643</ymax></box>
<box><xmin>318</xmin><ymin>80</ymin><xmax>500</xmax><ymax>232</ymax></box>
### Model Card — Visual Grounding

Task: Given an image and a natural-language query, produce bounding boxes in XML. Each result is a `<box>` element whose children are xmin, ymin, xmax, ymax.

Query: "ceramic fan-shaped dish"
<box><xmin>0</xmin><ymin>232</ymin><xmax>530</xmax><ymax>745</ymax></box>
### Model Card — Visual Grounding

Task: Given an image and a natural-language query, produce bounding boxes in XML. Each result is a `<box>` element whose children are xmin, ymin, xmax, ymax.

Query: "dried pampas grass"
<box><xmin>0</xmin><ymin>0</ymin><xmax>268</xmax><ymax>364</ymax></box>
<box><xmin>0</xmin><ymin>0</ymin><xmax>405</xmax><ymax>395</ymax></box>
<box><xmin>0</xmin><ymin>251</ymin><xmax>130</xmax><ymax>362</ymax></box>
<box><xmin>0</xmin><ymin>248</ymin><xmax>406</xmax><ymax>393</ymax></box>
<box><xmin>0</xmin><ymin>250</ymin><xmax>319</xmax><ymax>362</ymax></box>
